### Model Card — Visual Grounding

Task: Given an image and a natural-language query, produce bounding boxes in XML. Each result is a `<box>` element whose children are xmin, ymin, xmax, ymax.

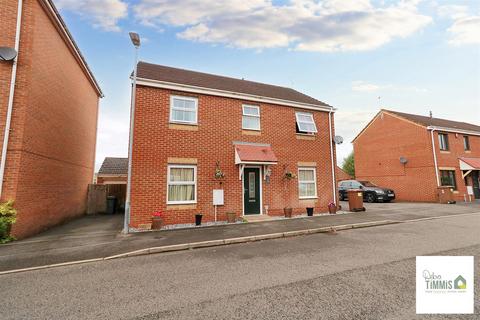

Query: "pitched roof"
<box><xmin>98</xmin><ymin>157</ymin><xmax>128</xmax><ymax>175</ymax></box>
<box><xmin>385</xmin><ymin>110</ymin><xmax>480</xmax><ymax>132</ymax></box>
<box><xmin>136</xmin><ymin>62</ymin><xmax>330</xmax><ymax>108</ymax></box>
<box><xmin>235</xmin><ymin>144</ymin><xmax>278</xmax><ymax>163</ymax></box>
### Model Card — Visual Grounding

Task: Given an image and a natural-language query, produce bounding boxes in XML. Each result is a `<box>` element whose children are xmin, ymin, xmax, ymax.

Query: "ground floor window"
<box><xmin>440</xmin><ymin>170</ymin><xmax>457</xmax><ymax>190</ymax></box>
<box><xmin>298</xmin><ymin>167</ymin><xmax>317</xmax><ymax>199</ymax></box>
<box><xmin>167</xmin><ymin>165</ymin><xmax>197</xmax><ymax>204</ymax></box>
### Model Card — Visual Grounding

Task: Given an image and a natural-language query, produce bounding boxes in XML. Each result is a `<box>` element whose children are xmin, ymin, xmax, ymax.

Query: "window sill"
<box><xmin>169</xmin><ymin>123</ymin><xmax>198</xmax><ymax>131</ymax></box>
<box><xmin>439</xmin><ymin>150</ymin><xmax>450</xmax><ymax>154</ymax></box>
<box><xmin>166</xmin><ymin>203</ymin><xmax>197</xmax><ymax>210</ymax></box>
<box><xmin>296</xmin><ymin>134</ymin><xmax>316</xmax><ymax>141</ymax></box>
<box><xmin>465</xmin><ymin>150</ymin><xmax>471</xmax><ymax>153</ymax></box>
<box><xmin>242</xmin><ymin>129</ymin><xmax>261</xmax><ymax>136</ymax></box>
<box><xmin>299</xmin><ymin>197</ymin><xmax>318</xmax><ymax>200</ymax></box>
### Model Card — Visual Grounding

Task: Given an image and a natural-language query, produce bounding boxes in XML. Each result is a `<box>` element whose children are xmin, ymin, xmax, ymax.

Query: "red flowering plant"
<box><xmin>152</xmin><ymin>211</ymin><xmax>164</xmax><ymax>218</ymax></box>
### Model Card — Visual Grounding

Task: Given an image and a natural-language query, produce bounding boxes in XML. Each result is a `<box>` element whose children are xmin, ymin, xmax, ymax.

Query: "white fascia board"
<box><xmin>427</xmin><ymin>126</ymin><xmax>480</xmax><ymax>136</ymax></box>
<box><xmin>135</xmin><ymin>77</ymin><xmax>335</xmax><ymax>113</ymax></box>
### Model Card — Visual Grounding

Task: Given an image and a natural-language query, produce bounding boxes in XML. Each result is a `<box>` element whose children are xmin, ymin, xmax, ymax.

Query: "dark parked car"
<box><xmin>338</xmin><ymin>180</ymin><xmax>395</xmax><ymax>203</ymax></box>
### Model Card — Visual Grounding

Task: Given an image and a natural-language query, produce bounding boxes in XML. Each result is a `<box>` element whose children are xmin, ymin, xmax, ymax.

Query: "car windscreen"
<box><xmin>359</xmin><ymin>181</ymin><xmax>377</xmax><ymax>187</ymax></box>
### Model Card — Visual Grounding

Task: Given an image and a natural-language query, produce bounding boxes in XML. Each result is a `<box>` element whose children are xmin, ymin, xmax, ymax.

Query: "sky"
<box><xmin>54</xmin><ymin>0</ymin><xmax>480</xmax><ymax>170</ymax></box>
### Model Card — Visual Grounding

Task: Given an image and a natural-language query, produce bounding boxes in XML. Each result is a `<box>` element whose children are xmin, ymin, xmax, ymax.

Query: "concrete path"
<box><xmin>0</xmin><ymin>202</ymin><xmax>479</xmax><ymax>272</ymax></box>
<box><xmin>1</xmin><ymin>214</ymin><xmax>479</xmax><ymax>319</ymax></box>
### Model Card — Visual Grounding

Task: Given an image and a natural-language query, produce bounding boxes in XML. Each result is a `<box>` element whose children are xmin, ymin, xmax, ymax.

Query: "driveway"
<box><xmin>1</xmin><ymin>202</ymin><xmax>479</xmax><ymax>272</ymax></box>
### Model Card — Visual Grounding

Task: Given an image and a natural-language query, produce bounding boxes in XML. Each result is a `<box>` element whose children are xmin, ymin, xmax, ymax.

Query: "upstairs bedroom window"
<box><xmin>295</xmin><ymin>112</ymin><xmax>317</xmax><ymax>134</ymax></box>
<box><xmin>242</xmin><ymin>105</ymin><xmax>260</xmax><ymax>130</ymax></box>
<box><xmin>170</xmin><ymin>95</ymin><xmax>198</xmax><ymax>124</ymax></box>
<box><xmin>438</xmin><ymin>133</ymin><xmax>449</xmax><ymax>151</ymax></box>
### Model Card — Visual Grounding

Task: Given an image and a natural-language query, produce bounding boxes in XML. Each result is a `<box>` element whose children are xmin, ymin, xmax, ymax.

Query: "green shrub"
<box><xmin>0</xmin><ymin>200</ymin><xmax>16</xmax><ymax>243</ymax></box>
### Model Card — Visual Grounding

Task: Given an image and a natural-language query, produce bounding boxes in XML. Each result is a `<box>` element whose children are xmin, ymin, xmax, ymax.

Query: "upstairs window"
<box><xmin>463</xmin><ymin>136</ymin><xmax>470</xmax><ymax>151</ymax></box>
<box><xmin>242</xmin><ymin>105</ymin><xmax>260</xmax><ymax>130</ymax></box>
<box><xmin>438</xmin><ymin>133</ymin><xmax>449</xmax><ymax>151</ymax></box>
<box><xmin>295</xmin><ymin>112</ymin><xmax>317</xmax><ymax>134</ymax></box>
<box><xmin>298</xmin><ymin>167</ymin><xmax>317</xmax><ymax>199</ymax></box>
<box><xmin>440</xmin><ymin>170</ymin><xmax>457</xmax><ymax>190</ymax></box>
<box><xmin>170</xmin><ymin>96</ymin><xmax>198</xmax><ymax>124</ymax></box>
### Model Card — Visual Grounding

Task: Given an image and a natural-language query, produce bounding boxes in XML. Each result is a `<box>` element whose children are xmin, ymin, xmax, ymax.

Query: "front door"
<box><xmin>244</xmin><ymin>167</ymin><xmax>261</xmax><ymax>215</ymax></box>
<box><xmin>472</xmin><ymin>171</ymin><xmax>480</xmax><ymax>199</ymax></box>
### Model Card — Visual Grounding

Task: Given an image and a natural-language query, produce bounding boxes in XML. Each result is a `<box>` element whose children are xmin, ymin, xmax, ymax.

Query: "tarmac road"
<box><xmin>1</xmin><ymin>214</ymin><xmax>479</xmax><ymax>319</ymax></box>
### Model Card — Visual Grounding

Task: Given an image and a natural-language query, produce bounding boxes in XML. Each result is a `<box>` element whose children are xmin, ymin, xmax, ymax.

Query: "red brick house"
<box><xmin>336</xmin><ymin>166</ymin><xmax>352</xmax><ymax>182</ymax></box>
<box><xmin>353</xmin><ymin>110</ymin><xmax>480</xmax><ymax>202</ymax></box>
<box><xmin>0</xmin><ymin>0</ymin><xmax>102</xmax><ymax>238</ymax></box>
<box><xmin>129</xmin><ymin>62</ymin><xmax>338</xmax><ymax>229</ymax></box>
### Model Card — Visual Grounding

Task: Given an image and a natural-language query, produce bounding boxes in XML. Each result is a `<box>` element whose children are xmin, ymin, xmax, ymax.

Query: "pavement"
<box><xmin>0</xmin><ymin>201</ymin><xmax>479</xmax><ymax>272</ymax></box>
<box><xmin>1</xmin><ymin>214</ymin><xmax>478</xmax><ymax>319</ymax></box>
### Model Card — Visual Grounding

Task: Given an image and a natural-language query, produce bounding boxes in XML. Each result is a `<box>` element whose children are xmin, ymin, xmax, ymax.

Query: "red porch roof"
<box><xmin>235</xmin><ymin>144</ymin><xmax>278</xmax><ymax>164</ymax></box>
<box><xmin>459</xmin><ymin>157</ymin><xmax>480</xmax><ymax>170</ymax></box>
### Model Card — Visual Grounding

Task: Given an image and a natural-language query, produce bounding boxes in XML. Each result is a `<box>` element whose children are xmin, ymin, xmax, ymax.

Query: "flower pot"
<box><xmin>306</xmin><ymin>207</ymin><xmax>314</xmax><ymax>216</ymax></box>
<box><xmin>226</xmin><ymin>212</ymin><xmax>236</xmax><ymax>223</ymax></box>
<box><xmin>195</xmin><ymin>214</ymin><xmax>203</xmax><ymax>226</ymax></box>
<box><xmin>151</xmin><ymin>217</ymin><xmax>163</xmax><ymax>230</ymax></box>
<box><xmin>284</xmin><ymin>207</ymin><xmax>293</xmax><ymax>218</ymax></box>
<box><xmin>328</xmin><ymin>206</ymin><xmax>337</xmax><ymax>214</ymax></box>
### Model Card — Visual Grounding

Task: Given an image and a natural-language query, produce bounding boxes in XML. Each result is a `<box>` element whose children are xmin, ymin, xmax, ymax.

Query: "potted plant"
<box><xmin>195</xmin><ymin>213</ymin><xmax>203</xmax><ymax>226</ymax></box>
<box><xmin>328</xmin><ymin>202</ymin><xmax>337</xmax><ymax>214</ymax></box>
<box><xmin>151</xmin><ymin>211</ymin><xmax>164</xmax><ymax>230</ymax></box>
<box><xmin>306</xmin><ymin>207</ymin><xmax>314</xmax><ymax>216</ymax></box>
<box><xmin>226</xmin><ymin>212</ymin><xmax>236</xmax><ymax>223</ymax></box>
<box><xmin>214</xmin><ymin>161</ymin><xmax>225</xmax><ymax>185</ymax></box>
<box><xmin>283</xmin><ymin>169</ymin><xmax>296</xmax><ymax>218</ymax></box>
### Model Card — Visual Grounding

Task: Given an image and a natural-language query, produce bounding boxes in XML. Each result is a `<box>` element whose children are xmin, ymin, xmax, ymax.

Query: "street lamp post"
<box><xmin>123</xmin><ymin>32</ymin><xmax>140</xmax><ymax>234</ymax></box>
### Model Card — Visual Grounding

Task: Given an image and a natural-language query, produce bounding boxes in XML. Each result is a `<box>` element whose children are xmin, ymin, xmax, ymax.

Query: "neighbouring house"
<box><xmin>96</xmin><ymin>157</ymin><xmax>127</xmax><ymax>212</ymax></box>
<box><xmin>129</xmin><ymin>62</ymin><xmax>338</xmax><ymax>229</ymax></box>
<box><xmin>0</xmin><ymin>0</ymin><xmax>102</xmax><ymax>238</ymax></box>
<box><xmin>336</xmin><ymin>166</ymin><xmax>352</xmax><ymax>182</ymax></box>
<box><xmin>353</xmin><ymin>109</ymin><xmax>480</xmax><ymax>202</ymax></box>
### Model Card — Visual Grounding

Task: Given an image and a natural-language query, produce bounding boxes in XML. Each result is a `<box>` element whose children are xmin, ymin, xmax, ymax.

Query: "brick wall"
<box><xmin>336</xmin><ymin>166</ymin><xmax>352</xmax><ymax>182</ymax></box>
<box><xmin>354</xmin><ymin>112</ymin><xmax>438</xmax><ymax>202</ymax></box>
<box><xmin>0</xmin><ymin>0</ymin><xmax>100</xmax><ymax>238</ymax></box>
<box><xmin>130</xmin><ymin>85</ymin><xmax>337</xmax><ymax>228</ymax></box>
<box><xmin>434</xmin><ymin>131</ymin><xmax>480</xmax><ymax>201</ymax></box>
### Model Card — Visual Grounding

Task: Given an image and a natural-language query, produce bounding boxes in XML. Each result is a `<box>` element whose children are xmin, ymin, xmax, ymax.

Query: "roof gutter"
<box><xmin>0</xmin><ymin>0</ymin><xmax>23</xmax><ymax>199</ymax></box>
<box><xmin>134</xmin><ymin>77</ymin><xmax>335</xmax><ymax>113</ymax></box>
<box><xmin>426</xmin><ymin>126</ymin><xmax>480</xmax><ymax>137</ymax></box>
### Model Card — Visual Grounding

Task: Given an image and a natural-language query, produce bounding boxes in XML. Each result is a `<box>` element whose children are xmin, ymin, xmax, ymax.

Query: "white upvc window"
<box><xmin>167</xmin><ymin>165</ymin><xmax>197</xmax><ymax>204</ymax></box>
<box><xmin>242</xmin><ymin>105</ymin><xmax>260</xmax><ymax>130</ymax></box>
<box><xmin>170</xmin><ymin>95</ymin><xmax>198</xmax><ymax>124</ymax></box>
<box><xmin>298</xmin><ymin>167</ymin><xmax>317</xmax><ymax>199</ymax></box>
<box><xmin>295</xmin><ymin>112</ymin><xmax>317</xmax><ymax>134</ymax></box>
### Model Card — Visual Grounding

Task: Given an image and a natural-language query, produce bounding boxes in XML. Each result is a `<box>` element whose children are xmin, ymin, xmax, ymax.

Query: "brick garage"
<box><xmin>129</xmin><ymin>62</ymin><xmax>338</xmax><ymax>229</ymax></box>
<box><xmin>0</xmin><ymin>0</ymin><xmax>102</xmax><ymax>238</ymax></box>
<box><xmin>354</xmin><ymin>110</ymin><xmax>480</xmax><ymax>202</ymax></box>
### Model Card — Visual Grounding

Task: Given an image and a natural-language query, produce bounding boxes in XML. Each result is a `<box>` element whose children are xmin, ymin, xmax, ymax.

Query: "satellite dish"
<box><xmin>399</xmin><ymin>156</ymin><xmax>408</xmax><ymax>164</ymax></box>
<box><xmin>333</xmin><ymin>136</ymin><xmax>344</xmax><ymax>145</ymax></box>
<box><xmin>0</xmin><ymin>47</ymin><xmax>17</xmax><ymax>61</ymax></box>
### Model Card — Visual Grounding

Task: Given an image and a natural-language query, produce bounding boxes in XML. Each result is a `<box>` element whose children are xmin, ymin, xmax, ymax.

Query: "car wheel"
<box><xmin>366</xmin><ymin>193</ymin><xmax>376</xmax><ymax>203</ymax></box>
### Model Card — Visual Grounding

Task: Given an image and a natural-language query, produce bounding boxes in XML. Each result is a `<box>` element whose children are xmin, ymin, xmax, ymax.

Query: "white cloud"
<box><xmin>447</xmin><ymin>16</ymin><xmax>480</xmax><ymax>46</ymax></box>
<box><xmin>133</xmin><ymin>0</ymin><xmax>432</xmax><ymax>52</ymax></box>
<box><xmin>436</xmin><ymin>4</ymin><xmax>480</xmax><ymax>46</ymax></box>
<box><xmin>352</xmin><ymin>81</ymin><xmax>382</xmax><ymax>92</ymax></box>
<box><xmin>56</xmin><ymin>0</ymin><xmax>128</xmax><ymax>31</ymax></box>
<box><xmin>352</xmin><ymin>81</ymin><xmax>426</xmax><ymax>93</ymax></box>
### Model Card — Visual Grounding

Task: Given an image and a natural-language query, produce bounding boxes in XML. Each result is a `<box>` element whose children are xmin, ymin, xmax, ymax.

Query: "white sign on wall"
<box><xmin>466</xmin><ymin>186</ymin><xmax>473</xmax><ymax>195</ymax></box>
<box><xmin>213</xmin><ymin>189</ymin><xmax>224</xmax><ymax>205</ymax></box>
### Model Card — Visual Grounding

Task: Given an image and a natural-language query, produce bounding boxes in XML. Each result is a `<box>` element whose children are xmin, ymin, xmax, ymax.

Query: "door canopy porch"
<box><xmin>234</xmin><ymin>143</ymin><xmax>278</xmax><ymax>180</ymax></box>
<box><xmin>459</xmin><ymin>157</ymin><xmax>480</xmax><ymax>178</ymax></box>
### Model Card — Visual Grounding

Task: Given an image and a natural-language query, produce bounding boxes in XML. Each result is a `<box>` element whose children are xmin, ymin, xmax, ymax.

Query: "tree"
<box><xmin>342</xmin><ymin>152</ymin><xmax>355</xmax><ymax>177</ymax></box>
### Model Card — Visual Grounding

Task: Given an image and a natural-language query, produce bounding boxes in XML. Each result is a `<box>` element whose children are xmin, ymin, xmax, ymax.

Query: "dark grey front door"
<box><xmin>244</xmin><ymin>168</ymin><xmax>260</xmax><ymax>215</ymax></box>
<box><xmin>472</xmin><ymin>171</ymin><xmax>480</xmax><ymax>199</ymax></box>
